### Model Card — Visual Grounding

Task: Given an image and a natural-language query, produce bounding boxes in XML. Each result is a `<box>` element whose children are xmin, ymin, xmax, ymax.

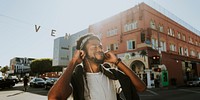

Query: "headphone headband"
<box><xmin>77</xmin><ymin>34</ymin><xmax>100</xmax><ymax>50</ymax></box>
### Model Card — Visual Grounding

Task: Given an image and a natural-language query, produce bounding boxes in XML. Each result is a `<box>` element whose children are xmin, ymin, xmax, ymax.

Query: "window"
<box><xmin>179</xmin><ymin>46</ymin><xmax>184</xmax><ymax>55</ymax></box>
<box><xmin>16</xmin><ymin>58</ymin><xmax>21</xmax><ymax>62</ymax></box>
<box><xmin>198</xmin><ymin>52</ymin><xmax>200</xmax><ymax>59</ymax></box>
<box><xmin>190</xmin><ymin>50</ymin><xmax>195</xmax><ymax>56</ymax></box>
<box><xmin>107</xmin><ymin>43</ymin><xmax>118</xmax><ymax>51</ymax></box>
<box><xmin>124</xmin><ymin>21</ymin><xmax>138</xmax><ymax>32</ymax></box>
<box><xmin>151</xmin><ymin>38</ymin><xmax>158</xmax><ymax>50</ymax></box>
<box><xmin>195</xmin><ymin>40</ymin><xmax>198</xmax><ymax>46</ymax></box>
<box><xmin>177</xmin><ymin>32</ymin><xmax>181</xmax><ymax>39</ymax></box>
<box><xmin>110</xmin><ymin>44</ymin><xmax>114</xmax><ymax>50</ymax></box>
<box><xmin>182</xmin><ymin>34</ymin><xmax>186</xmax><ymax>41</ymax></box>
<box><xmin>107</xmin><ymin>28</ymin><xmax>118</xmax><ymax>37</ymax></box>
<box><xmin>158</xmin><ymin>24</ymin><xmax>164</xmax><ymax>32</ymax></box>
<box><xmin>160</xmin><ymin>41</ymin><xmax>166</xmax><ymax>51</ymax></box>
<box><xmin>150</xmin><ymin>20</ymin><xmax>156</xmax><ymax>29</ymax></box>
<box><xmin>114</xmin><ymin>43</ymin><xmax>119</xmax><ymax>50</ymax></box>
<box><xmin>141</xmin><ymin>33</ymin><xmax>145</xmax><ymax>42</ymax></box>
<box><xmin>60</xmin><ymin>56</ymin><xmax>69</xmax><ymax>60</ymax></box>
<box><xmin>172</xmin><ymin>29</ymin><xmax>175</xmax><ymax>37</ymax></box>
<box><xmin>167</xmin><ymin>28</ymin><xmax>174</xmax><ymax>36</ymax></box>
<box><xmin>151</xmin><ymin>39</ymin><xmax>155</xmax><ymax>49</ymax></box>
<box><xmin>127</xmin><ymin>40</ymin><xmax>135</xmax><ymax>50</ymax></box>
<box><xmin>167</xmin><ymin>28</ymin><xmax>170</xmax><ymax>35</ymax></box>
<box><xmin>184</xmin><ymin>48</ymin><xmax>189</xmax><ymax>56</ymax></box>
<box><xmin>170</xmin><ymin>43</ymin><xmax>176</xmax><ymax>52</ymax></box>
<box><xmin>189</xmin><ymin>37</ymin><xmax>193</xmax><ymax>44</ymax></box>
<box><xmin>61</xmin><ymin>47</ymin><xmax>69</xmax><ymax>50</ymax></box>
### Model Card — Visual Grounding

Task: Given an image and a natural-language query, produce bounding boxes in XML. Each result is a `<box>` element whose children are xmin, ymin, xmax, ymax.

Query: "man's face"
<box><xmin>85</xmin><ymin>39</ymin><xmax>105</xmax><ymax>63</ymax></box>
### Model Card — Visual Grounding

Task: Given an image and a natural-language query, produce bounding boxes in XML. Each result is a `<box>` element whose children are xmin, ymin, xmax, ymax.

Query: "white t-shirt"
<box><xmin>83</xmin><ymin>72</ymin><xmax>119</xmax><ymax>100</ymax></box>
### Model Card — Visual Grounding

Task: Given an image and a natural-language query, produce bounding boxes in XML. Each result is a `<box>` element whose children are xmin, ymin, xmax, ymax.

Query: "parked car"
<box><xmin>44</xmin><ymin>78</ymin><xmax>58</xmax><ymax>89</ymax></box>
<box><xmin>186</xmin><ymin>77</ymin><xmax>200</xmax><ymax>87</ymax></box>
<box><xmin>42</xmin><ymin>77</ymin><xmax>49</xmax><ymax>81</ymax></box>
<box><xmin>7</xmin><ymin>75</ymin><xmax>20</xmax><ymax>84</ymax></box>
<box><xmin>30</xmin><ymin>78</ymin><xmax>46</xmax><ymax>88</ymax></box>
<box><xmin>0</xmin><ymin>77</ymin><xmax>15</xmax><ymax>89</ymax></box>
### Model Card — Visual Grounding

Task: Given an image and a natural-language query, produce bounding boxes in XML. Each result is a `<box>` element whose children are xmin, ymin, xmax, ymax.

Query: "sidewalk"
<box><xmin>0</xmin><ymin>90</ymin><xmax>47</xmax><ymax>100</ymax></box>
<box><xmin>0</xmin><ymin>83</ymin><xmax>48</xmax><ymax>100</ymax></box>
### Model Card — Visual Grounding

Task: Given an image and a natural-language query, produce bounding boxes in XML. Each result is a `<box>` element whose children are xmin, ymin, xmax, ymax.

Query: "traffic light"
<box><xmin>152</xmin><ymin>56</ymin><xmax>160</xmax><ymax>65</ymax></box>
<box><xmin>154</xmin><ymin>68</ymin><xmax>161</xmax><ymax>72</ymax></box>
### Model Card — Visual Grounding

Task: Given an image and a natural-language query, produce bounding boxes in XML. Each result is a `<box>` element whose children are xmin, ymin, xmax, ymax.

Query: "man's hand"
<box><xmin>104</xmin><ymin>51</ymin><xmax>118</xmax><ymax>64</ymax></box>
<box><xmin>72</xmin><ymin>50</ymin><xmax>85</xmax><ymax>64</ymax></box>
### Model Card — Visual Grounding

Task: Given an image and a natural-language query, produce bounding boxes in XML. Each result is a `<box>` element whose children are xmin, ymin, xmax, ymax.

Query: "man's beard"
<box><xmin>86</xmin><ymin>52</ymin><xmax>105</xmax><ymax>64</ymax></box>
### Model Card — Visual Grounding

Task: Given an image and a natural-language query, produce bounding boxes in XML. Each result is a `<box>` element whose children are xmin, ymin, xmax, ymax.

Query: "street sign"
<box><xmin>161</xmin><ymin>70</ymin><xmax>169</xmax><ymax>87</ymax></box>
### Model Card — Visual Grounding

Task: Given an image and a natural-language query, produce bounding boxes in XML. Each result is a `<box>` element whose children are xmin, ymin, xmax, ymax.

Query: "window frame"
<box><xmin>127</xmin><ymin>40</ymin><xmax>136</xmax><ymax>50</ymax></box>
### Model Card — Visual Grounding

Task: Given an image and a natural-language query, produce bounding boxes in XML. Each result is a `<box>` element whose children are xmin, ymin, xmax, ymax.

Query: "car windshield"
<box><xmin>35</xmin><ymin>78</ymin><xmax>44</xmax><ymax>81</ymax></box>
<box><xmin>48</xmin><ymin>78</ymin><xmax>58</xmax><ymax>81</ymax></box>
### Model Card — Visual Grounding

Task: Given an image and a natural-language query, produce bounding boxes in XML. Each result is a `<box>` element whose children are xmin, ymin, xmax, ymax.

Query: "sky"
<box><xmin>0</xmin><ymin>0</ymin><xmax>200</xmax><ymax>67</ymax></box>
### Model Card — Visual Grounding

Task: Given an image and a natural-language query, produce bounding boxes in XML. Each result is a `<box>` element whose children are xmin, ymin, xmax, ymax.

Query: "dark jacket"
<box><xmin>71</xmin><ymin>65</ymin><xmax>140</xmax><ymax>100</ymax></box>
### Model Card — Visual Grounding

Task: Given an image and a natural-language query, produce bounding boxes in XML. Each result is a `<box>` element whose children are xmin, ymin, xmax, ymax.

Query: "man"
<box><xmin>23</xmin><ymin>75</ymin><xmax>29</xmax><ymax>92</ymax></box>
<box><xmin>48</xmin><ymin>34</ymin><xmax>146</xmax><ymax>100</ymax></box>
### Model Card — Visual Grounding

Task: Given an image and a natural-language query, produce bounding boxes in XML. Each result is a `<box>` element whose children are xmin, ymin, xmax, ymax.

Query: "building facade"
<box><xmin>53</xmin><ymin>36</ymin><xmax>70</xmax><ymax>67</ymax></box>
<box><xmin>53</xmin><ymin>29</ymin><xmax>88</xmax><ymax>67</ymax></box>
<box><xmin>88</xmin><ymin>2</ymin><xmax>200</xmax><ymax>88</ymax></box>
<box><xmin>10</xmin><ymin>57</ymin><xmax>35</xmax><ymax>76</ymax></box>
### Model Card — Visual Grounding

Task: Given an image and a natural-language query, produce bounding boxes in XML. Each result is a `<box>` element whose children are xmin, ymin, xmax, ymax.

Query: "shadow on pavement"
<box><xmin>7</xmin><ymin>91</ymin><xmax>24</xmax><ymax>97</ymax></box>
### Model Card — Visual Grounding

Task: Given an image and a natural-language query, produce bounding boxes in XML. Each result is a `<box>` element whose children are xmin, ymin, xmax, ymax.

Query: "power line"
<box><xmin>0</xmin><ymin>13</ymin><xmax>66</xmax><ymax>36</ymax></box>
<box><xmin>0</xmin><ymin>14</ymin><xmax>32</xmax><ymax>25</ymax></box>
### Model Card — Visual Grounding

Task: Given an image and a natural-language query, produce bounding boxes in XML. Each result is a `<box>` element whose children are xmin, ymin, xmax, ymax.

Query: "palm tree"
<box><xmin>140</xmin><ymin>50</ymin><xmax>147</xmax><ymax>62</ymax></box>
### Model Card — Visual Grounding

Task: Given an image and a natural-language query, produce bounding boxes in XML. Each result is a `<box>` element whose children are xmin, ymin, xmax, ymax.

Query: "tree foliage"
<box><xmin>140</xmin><ymin>50</ymin><xmax>147</xmax><ymax>62</ymax></box>
<box><xmin>30</xmin><ymin>58</ymin><xmax>62</xmax><ymax>75</ymax></box>
<box><xmin>30</xmin><ymin>58</ymin><xmax>52</xmax><ymax>74</ymax></box>
<box><xmin>0</xmin><ymin>65</ymin><xmax>9</xmax><ymax>73</ymax></box>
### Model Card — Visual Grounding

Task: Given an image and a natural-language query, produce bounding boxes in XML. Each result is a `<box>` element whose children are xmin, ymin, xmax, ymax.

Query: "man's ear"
<box><xmin>80</xmin><ymin>50</ymin><xmax>86</xmax><ymax>59</ymax></box>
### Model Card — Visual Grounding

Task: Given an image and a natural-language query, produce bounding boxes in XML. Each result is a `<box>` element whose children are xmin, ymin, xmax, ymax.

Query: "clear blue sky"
<box><xmin>0</xmin><ymin>0</ymin><xmax>200</xmax><ymax>66</ymax></box>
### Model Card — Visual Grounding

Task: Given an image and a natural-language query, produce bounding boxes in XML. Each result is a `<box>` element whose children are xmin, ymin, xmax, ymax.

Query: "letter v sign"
<box><xmin>35</xmin><ymin>25</ymin><xmax>41</xmax><ymax>32</ymax></box>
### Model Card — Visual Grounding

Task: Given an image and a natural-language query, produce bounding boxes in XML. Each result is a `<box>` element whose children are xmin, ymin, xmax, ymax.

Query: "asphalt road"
<box><xmin>1</xmin><ymin>83</ymin><xmax>200</xmax><ymax>100</ymax></box>
<box><xmin>139</xmin><ymin>87</ymin><xmax>200</xmax><ymax>100</ymax></box>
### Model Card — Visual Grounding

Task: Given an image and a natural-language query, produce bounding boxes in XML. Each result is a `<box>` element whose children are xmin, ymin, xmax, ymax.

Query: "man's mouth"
<box><xmin>95</xmin><ymin>52</ymin><xmax>104</xmax><ymax>57</ymax></box>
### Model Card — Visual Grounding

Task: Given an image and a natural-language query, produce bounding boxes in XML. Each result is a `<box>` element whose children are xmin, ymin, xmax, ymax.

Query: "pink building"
<box><xmin>88</xmin><ymin>2</ymin><xmax>200</xmax><ymax>88</ymax></box>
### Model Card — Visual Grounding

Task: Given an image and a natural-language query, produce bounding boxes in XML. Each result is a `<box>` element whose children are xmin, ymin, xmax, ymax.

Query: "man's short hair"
<box><xmin>76</xmin><ymin>33</ymin><xmax>100</xmax><ymax>50</ymax></box>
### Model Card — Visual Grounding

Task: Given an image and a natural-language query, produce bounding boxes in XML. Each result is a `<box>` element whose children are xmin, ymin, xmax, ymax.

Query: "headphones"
<box><xmin>76</xmin><ymin>34</ymin><xmax>100</xmax><ymax>50</ymax></box>
<box><xmin>76</xmin><ymin>34</ymin><xmax>100</xmax><ymax>58</ymax></box>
